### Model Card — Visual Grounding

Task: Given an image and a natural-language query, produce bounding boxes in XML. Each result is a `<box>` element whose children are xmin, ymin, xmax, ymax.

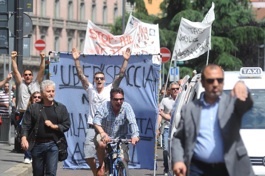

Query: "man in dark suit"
<box><xmin>171</xmin><ymin>64</ymin><xmax>254</xmax><ymax>176</ymax></box>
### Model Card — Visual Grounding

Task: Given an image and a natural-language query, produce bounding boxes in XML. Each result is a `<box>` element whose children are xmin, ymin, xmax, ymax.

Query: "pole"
<box><xmin>122</xmin><ymin>0</ymin><xmax>126</xmax><ymax>33</ymax></box>
<box><xmin>14</xmin><ymin>0</ymin><xmax>24</xmax><ymax>74</ymax></box>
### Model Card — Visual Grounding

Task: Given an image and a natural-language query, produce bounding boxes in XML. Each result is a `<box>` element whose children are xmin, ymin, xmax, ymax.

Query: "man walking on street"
<box><xmin>171</xmin><ymin>64</ymin><xmax>254</xmax><ymax>176</ymax></box>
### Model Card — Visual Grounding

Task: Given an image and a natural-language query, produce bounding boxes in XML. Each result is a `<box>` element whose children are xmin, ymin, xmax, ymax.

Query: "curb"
<box><xmin>3</xmin><ymin>163</ymin><xmax>32</xmax><ymax>176</ymax></box>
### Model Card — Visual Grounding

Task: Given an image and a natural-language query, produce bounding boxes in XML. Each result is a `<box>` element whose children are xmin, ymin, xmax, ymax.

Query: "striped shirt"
<box><xmin>0</xmin><ymin>91</ymin><xmax>14</xmax><ymax>115</ymax></box>
<box><xmin>93</xmin><ymin>101</ymin><xmax>139</xmax><ymax>138</ymax></box>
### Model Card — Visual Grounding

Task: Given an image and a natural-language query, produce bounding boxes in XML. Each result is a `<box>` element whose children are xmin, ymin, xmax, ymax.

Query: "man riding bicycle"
<box><xmin>93</xmin><ymin>87</ymin><xmax>140</xmax><ymax>176</ymax></box>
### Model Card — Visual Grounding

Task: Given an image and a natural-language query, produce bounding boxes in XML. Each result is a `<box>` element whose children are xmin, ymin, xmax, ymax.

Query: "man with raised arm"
<box><xmin>11</xmin><ymin>51</ymin><xmax>45</xmax><ymax>113</ymax></box>
<box><xmin>72</xmin><ymin>47</ymin><xmax>131</xmax><ymax>176</ymax></box>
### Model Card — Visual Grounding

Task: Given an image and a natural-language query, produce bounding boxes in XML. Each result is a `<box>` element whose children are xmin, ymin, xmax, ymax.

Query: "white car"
<box><xmin>168</xmin><ymin>67</ymin><xmax>265</xmax><ymax>176</ymax></box>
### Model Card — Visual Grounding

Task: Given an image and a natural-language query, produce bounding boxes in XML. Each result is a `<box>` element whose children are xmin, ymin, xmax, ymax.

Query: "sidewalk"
<box><xmin>0</xmin><ymin>140</ymin><xmax>165</xmax><ymax>176</ymax></box>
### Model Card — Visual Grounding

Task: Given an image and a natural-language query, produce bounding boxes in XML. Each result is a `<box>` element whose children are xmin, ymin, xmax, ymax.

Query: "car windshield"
<box><xmin>224</xmin><ymin>89</ymin><xmax>265</xmax><ymax>129</ymax></box>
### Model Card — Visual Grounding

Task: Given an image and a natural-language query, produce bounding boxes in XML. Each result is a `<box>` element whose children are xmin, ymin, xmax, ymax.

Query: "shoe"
<box><xmin>24</xmin><ymin>158</ymin><xmax>32</xmax><ymax>164</ymax></box>
<box><xmin>164</xmin><ymin>173</ymin><xmax>168</xmax><ymax>176</ymax></box>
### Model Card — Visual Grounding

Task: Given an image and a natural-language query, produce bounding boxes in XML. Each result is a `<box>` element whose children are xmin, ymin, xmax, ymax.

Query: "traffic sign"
<box><xmin>169</xmin><ymin>67</ymin><xmax>179</xmax><ymax>82</ymax></box>
<box><xmin>160</xmin><ymin>47</ymin><xmax>171</xmax><ymax>63</ymax></box>
<box><xmin>34</xmin><ymin>39</ymin><xmax>46</xmax><ymax>51</ymax></box>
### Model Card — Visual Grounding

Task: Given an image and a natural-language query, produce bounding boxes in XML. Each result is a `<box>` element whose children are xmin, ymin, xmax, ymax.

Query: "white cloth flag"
<box><xmin>172</xmin><ymin>2</ymin><xmax>215</xmax><ymax>61</ymax></box>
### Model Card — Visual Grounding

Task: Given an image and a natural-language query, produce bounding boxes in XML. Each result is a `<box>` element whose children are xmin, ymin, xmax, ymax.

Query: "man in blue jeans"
<box><xmin>21</xmin><ymin>80</ymin><xmax>70</xmax><ymax>176</ymax></box>
<box><xmin>157</xmin><ymin>82</ymin><xmax>180</xmax><ymax>175</ymax></box>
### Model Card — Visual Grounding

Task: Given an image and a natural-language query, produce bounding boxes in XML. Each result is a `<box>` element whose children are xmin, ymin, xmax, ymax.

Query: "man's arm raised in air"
<box><xmin>0</xmin><ymin>72</ymin><xmax>12</xmax><ymax>88</ymax></box>
<box><xmin>35</xmin><ymin>52</ymin><xmax>45</xmax><ymax>84</ymax></box>
<box><xmin>11</xmin><ymin>51</ymin><xmax>22</xmax><ymax>85</ymax></box>
<box><xmin>112</xmin><ymin>48</ymin><xmax>131</xmax><ymax>88</ymax></box>
<box><xmin>72</xmin><ymin>48</ymin><xmax>90</xmax><ymax>90</ymax></box>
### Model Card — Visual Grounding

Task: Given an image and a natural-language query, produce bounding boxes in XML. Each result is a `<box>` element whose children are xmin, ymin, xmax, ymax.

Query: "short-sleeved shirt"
<box><xmin>0</xmin><ymin>91</ymin><xmax>14</xmax><ymax>115</ymax></box>
<box><xmin>93</xmin><ymin>101</ymin><xmax>139</xmax><ymax>138</ymax></box>
<box><xmin>86</xmin><ymin>83</ymin><xmax>112</xmax><ymax>124</ymax></box>
<box><xmin>159</xmin><ymin>96</ymin><xmax>175</xmax><ymax>128</ymax></box>
<box><xmin>17</xmin><ymin>80</ymin><xmax>40</xmax><ymax>111</ymax></box>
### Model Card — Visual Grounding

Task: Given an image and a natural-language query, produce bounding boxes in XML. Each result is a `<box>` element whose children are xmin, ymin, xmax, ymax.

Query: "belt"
<box><xmin>191</xmin><ymin>157</ymin><xmax>226</xmax><ymax>169</ymax></box>
<box><xmin>87</xmin><ymin>124</ymin><xmax>94</xmax><ymax>129</ymax></box>
<box><xmin>35</xmin><ymin>138</ymin><xmax>54</xmax><ymax>143</ymax></box>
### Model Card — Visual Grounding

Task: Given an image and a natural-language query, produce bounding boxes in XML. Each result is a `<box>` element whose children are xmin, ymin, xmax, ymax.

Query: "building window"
<box><xmin>68</xmin><ymin>38</ymin><xmax>73</xmax><ymax>51</ymax></box>
<box><xmin>54</xmin><ymin>36</ymin><xmax>60</xmax><ymax>51</ymax></box>
<box><xmin>103</xmin><ymin>5</ymin><xmax>107</xmax><ymax>24</ymax></box>
<box><xmin>80</xmin><ymin>2</ymin><xmax>85</xmax><ymax>21</ymax></box>
<box><xmin>68</xmin><ymin>1</ymin><xmax>73</xmax><ymax>20</ymax></box>
<box><xmin>92</xmin><ymin>3</ymin><xmax>96</xmax><ymax>22</ymax></box>
<box><xmin>79</xmin><ymin>38</ymin><xmax>84</xmax><ymax>52</ymax></box>
<box><xmin>54</xmin><ymin>0</ymin><xmax>60</xmax><ymax>18</ymax></box>
<box><xmin>114</xmin><ymin>4</ymin><xmax>118</xmax><ymax>20</ymax></box>
<box><xmin>41</xmin><ymin>0</ymin><xmax>46</xmax><ymax>17</ymax></box>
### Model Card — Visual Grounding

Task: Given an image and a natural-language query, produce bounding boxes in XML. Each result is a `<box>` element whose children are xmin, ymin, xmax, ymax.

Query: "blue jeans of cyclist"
<box><xmin>31</xmin><ymin>141</ymin><xmax>58</xmax><ymax>176</ymax></box>
<box><xmin>162</xmin><ymin>127</ymin><xmax>169</xmax><ymax>173</ymax></box>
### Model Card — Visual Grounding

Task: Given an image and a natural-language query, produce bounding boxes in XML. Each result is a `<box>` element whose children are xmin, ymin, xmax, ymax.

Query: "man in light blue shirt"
<box><xmin>93</xmin><ymin>87</ymin><xmax>140</xmax><ymax>175</ymax></box>
<box><xmin>171</xmin><ymin>64</ymin><xmax>254</xmax><ymax>176</ymax></box>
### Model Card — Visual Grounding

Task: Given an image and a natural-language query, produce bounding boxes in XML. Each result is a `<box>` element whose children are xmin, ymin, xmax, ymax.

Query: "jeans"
<box><xmin>162</xmin><ymin>127</ymin><xmax>169</xmax><ymax>173</ymax></box>
<box><xmin>31</xmin><ymin>141</ymin><xmax>58</xmax><ymax>176</ymax></box>
<box><xmin>189</xmin><ymin>160</ymin><xmax>229</xmax><ymax>176</ymax></box>
<box><xmin>24</xmin><ymin>150</ymin><xmax>31</xmax><ymax>159</ymax></box>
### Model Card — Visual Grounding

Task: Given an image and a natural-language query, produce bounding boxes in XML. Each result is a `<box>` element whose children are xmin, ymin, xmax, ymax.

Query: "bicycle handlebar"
<box><xmin>108</xmin><ymin>138</ymin><xmax>131</xmax><ymax>144</ymax></box>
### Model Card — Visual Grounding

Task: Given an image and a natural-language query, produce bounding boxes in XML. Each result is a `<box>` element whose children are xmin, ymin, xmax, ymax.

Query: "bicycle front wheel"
<box><xmin>116</xmin><ymin>160</ymin><xmax>129</xmax><ymax>176</ymax></box>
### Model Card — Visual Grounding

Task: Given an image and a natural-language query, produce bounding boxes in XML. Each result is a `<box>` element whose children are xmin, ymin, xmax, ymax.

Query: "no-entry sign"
<box><xmin>34</xmin><ymin>39</ymin><xmax>46</xmax><ymax>51</ymax></box>
<box><xmin>160</xmin><ymin>47</ymin><xmax>171</xmax><ymax>63</ymax></box>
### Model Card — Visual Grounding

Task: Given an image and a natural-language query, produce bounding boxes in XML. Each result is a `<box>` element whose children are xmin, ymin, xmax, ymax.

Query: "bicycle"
<box><xmin>104</xmin><ymin>138</ymin><xmax>131</xmax><ymax>176</ymax></box>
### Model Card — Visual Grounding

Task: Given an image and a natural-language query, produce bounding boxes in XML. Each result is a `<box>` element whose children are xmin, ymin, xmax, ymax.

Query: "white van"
<box><xmin>168</xmin><ymin>67</ymin><xmax>265</xmax><ymax>176</ymax></box>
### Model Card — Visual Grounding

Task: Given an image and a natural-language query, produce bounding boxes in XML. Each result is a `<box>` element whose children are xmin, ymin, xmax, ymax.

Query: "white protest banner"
<box><xmin>49</xmin><ymin>54</ymin><xmax>160</xmax><ymax>169</ymax></box>
<box><xmin>172</xmin><ymin>3</ymin><xmax>215</xmax><ymax>61</ymax></box>
<box><xmin>83</xmin><ymin>20</ymin><xmax>134</xmax><ymax>55</ymax></box>
<box><xmin>125</xmin><ymin>14</ymin><xmax>161</xmax><ymax>64</ymax></box>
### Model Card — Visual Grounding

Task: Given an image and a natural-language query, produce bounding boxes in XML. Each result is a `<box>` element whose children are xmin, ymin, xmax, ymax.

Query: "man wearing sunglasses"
<box><xmin>72</xmin><ymin>47</ymin><xmax>131</xmax><ymax>176</ymax></box>
<box><xmin>11</xmin><ymin>51</ymin><xmax>45</xmax><ymax>153</ymax></box>
<box><xmin>171</xmin><ymin>64</ymin><xmax>254</xmax><ymax>176</ymax></box>
<box><xmin>93</xmin><ymin>87</ymin><xmax>140</xmax><ymax>171</ymax></box>
<box><xmin>157</xmin><ymin>82</ymin><xmax>180</xmax><ymax>175</ymax></box>
<box><xmin>11</xmin><ymin>51</ymin><xmax>45</xmax><ymax>113</ymax></box>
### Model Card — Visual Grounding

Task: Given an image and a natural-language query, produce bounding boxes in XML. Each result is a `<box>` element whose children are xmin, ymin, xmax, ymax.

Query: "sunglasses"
<box><xmin>24</xmin><ymin>74</ymin><xmax>32</xmax><ymax>76</ymax></box>
<box><xmin>171</xmin><ymin>88</ymin><xmax>180</xmax><ymax>90</ymax></box>
<box><xmin>205</xmin><ymin>78</ymin><xmax>224</xmax><ymax>84</ymax></box>
<box><xmin>112</xmin><ymin>98</ymin><xmax>124</xmax><ymax>102</ymax></box>
<box><xmin>95</xmin><ymin>77</ymin><xmax>105</xmax><ymax>81</ymax></box>
<box><xmin>33</xmin><ymin>96</ymin><xmax>41</xmax><ymax>99</ymax></box>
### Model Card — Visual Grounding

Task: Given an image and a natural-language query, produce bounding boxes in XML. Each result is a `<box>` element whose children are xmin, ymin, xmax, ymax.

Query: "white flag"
<box><xmin>172</xmin><ymin>3</ymin><xmax>215</xmax><ymax>61</ymax></box>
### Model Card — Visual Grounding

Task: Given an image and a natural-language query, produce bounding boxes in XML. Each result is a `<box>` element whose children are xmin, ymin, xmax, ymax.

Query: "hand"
<box><xmin>131</xmin><ymin>136</ymin><xmax>140</xmax><ymax>145</ymax></box>
<box><xmin>6</xmin><ymin>72</ymin><xmax>12</xmax><ymax>81</ymax></box>
<box><xmin>21</xmin><ymin>136</ymin><xmax>29</xmax><ymax>151</ymax></box>
<box><xmin>100</xmin><ymin>132</ymin><xmax>110</xmax><ymax>144</ymax></box>
<box><xmin>11</xmin><ymin>51</ymin><xmax>17</xmax><ymax>60</ymax></box>
<box><xmin>72</xmin><ymin>48</ymin><xmax>80</xmax><ymax>60</ymax></box>
<box><xmin>44</xmin><ymin>120</ymin><xmax>55</xmax><ymax>129</ymax></box>
<box><xmin>231</xmin><ymin>81</ymin><xmax>248</xmax><ymax>101</ymax></box>
<box><xmin>123</xmin><ymin>48</ymin><xmax>131</xmax><ymax>61</ymax></box>
<box><xmin>40</xmin><ymin>52</ymin><xmax>45</xmax><ymax>59</ymax></box>
<box><xmin>173</xmin><ymin>162</ymin><xmax>187</xmax><ymax>176</ymax></box>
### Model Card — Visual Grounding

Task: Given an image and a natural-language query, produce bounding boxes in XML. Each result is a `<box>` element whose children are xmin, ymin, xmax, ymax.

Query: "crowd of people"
<box><xmin>0</xmin><ymin>49</ymin><xmax>255</xmax><ymax>176</ymax></box>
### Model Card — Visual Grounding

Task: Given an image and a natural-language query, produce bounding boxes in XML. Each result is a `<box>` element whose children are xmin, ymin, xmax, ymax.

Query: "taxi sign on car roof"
<box><xmin>239</xmin><ymin>67</ymin><xmax>263</xmax><ymax>77</ymax></box>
